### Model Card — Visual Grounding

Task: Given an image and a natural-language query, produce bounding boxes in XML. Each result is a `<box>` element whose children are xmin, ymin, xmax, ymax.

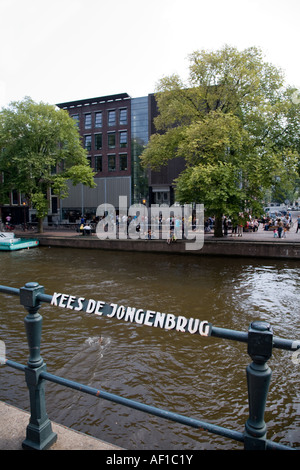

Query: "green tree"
<box><xmin>0</xmin><ymin>97</ymin><xmax>95</xmax><ymax>232</ymax></box>
<box><xmin>141</xmin><ymin>45</ymin><xmax>300</xmax><ymax>236</ymax></box>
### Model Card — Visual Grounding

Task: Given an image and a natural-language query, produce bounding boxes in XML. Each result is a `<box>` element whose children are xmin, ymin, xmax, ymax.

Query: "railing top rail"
<box><xmin>0</xmin><ymin>285</ymin><xmax>19</xmax><ymax>296</ymax></box>
<box><xmin>0</xmin><ymin>283</ymin><xmax>299</xmax><ymax>352</ymax></box>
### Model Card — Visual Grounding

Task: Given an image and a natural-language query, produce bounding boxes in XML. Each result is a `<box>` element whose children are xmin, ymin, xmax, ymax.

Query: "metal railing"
<box><xmin>0</xmin><ymin>282</ymin><xmax>299</xmax><ymax>450</ymax></box>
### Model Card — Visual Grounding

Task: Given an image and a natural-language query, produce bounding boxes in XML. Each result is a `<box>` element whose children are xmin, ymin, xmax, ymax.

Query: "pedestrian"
<box><xmin>223</xmin><ymin>217</ymin><xmax>228</xmax><ymax>236</ymax></box>
<box><xmin>5</xmin><ymin>214</ymin><xmax>12</xmax><ymax>230</ymax></box>
<box><xmin>296</xmin><ymin>215</ymin><xmax>300</xmax><ymax>233</ymax></box>
<box><xmin>175</xmin><ymin>216</ymin><xmax>181</xmax><ymax>238</ymax></box>
<box><xmin>237</xmin><ymin>213</ymin><xmax>244</xmax><ymax>237</ymax></box>
<box><xmin>83</xmin><ymin>223</ymin><xmax>92</xmax><ymax>235</ymax></box>
<box><xmin>278</xmin><ymin>219</ymin><xmax>284</xmax><ymax>238</ymax></box>
<box><xmin>230</xmin><ymin>214</ymin><xmax>238</xmax><ymax>237</ymax></box>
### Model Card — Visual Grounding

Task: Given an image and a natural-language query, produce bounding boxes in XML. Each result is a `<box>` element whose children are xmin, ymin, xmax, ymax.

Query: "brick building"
<box><xmin>56</xmin><ymin>93</ymin><xmax>133</xmax><ymax>221</ymax></box>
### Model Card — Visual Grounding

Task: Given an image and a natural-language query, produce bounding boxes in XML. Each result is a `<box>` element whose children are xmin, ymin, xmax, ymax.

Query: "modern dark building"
<box><xmin>146</xmin><ymin>93</ymin><xmax>186</xmax><ymax>206</ymax></box>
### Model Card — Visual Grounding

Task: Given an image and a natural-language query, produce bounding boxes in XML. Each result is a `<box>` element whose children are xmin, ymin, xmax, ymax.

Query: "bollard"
<box><xmin>244</xmin><ymin>321</ymin><xmax>273</xmax><ymax>450</ymax></box>
<box><xmin>20</xmin><ymin>282</ymin><xmax>57</xmax><ymax>450</ymax></box>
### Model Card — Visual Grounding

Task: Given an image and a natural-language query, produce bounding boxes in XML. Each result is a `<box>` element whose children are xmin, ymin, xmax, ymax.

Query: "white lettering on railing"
<box><xmin>50</xmin><ymin>292</ymin><xmax>212</xmax><ymax>337</ymax></box>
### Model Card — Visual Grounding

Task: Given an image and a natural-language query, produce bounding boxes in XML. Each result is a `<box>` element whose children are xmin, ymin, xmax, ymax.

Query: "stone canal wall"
<box><xmin>29</xmin><ymin>233</ymin><xmax>300</xmax><ymax>260</ymax></box>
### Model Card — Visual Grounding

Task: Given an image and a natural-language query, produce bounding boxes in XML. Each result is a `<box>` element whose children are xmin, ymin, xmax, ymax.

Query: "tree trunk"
<box><xmin>214</xmin><ymin>214</ymin><xmax>223</xmax><ymax>237</ymax></box>
<box><xmin>37</xmin><ymin>217</ymin><xmax>44</xmax><ymax>233</ymax></box>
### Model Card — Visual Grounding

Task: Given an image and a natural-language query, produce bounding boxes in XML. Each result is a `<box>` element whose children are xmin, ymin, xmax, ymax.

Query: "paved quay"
<box><xmin>0</xmin><ymin>400</ymin><xmax>122</xmax><ymax>450</ymax></box>
<box><xmin>15</xmin><ymin>224</ymin><xmax>300</xmax><ymax>259</ymax></box>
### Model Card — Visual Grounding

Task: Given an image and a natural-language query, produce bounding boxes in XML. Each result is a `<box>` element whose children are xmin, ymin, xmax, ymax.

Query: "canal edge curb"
<box><xmin>0</xmin><ymin>400</ymin><xmax>123</xmax><ymax>450</ymax></box>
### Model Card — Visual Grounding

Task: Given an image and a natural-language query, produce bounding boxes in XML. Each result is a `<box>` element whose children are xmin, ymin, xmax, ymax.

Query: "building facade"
<box><xmin>0</xmin><ymin>190</ymin><xmax>29</xmax><ymax>227</ymax></box>
<box><xmin>56</xmin><ymin>91</ymin><xmax>184</xmax><ymax>222</ymax></box>
<box><xmin>56</xmin><ymin>91</ymin><xmax>182</xmax><ymax>221</ymax></box>
<box><xmin>56</xmin><ymin>93</ymin><xmax>133</xmax><ymax>221</ymax></box>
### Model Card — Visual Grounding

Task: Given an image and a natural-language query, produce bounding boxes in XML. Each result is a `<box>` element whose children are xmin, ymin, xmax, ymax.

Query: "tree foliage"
<box><xmin>141</xmin><ymin>45</ymin><xmax>300</xmax><ymax>236</ymax></box>
<box><xmin>0</xmin><ymin>97</ymin><xmax>95</xmax><ymax>231</ymax></box>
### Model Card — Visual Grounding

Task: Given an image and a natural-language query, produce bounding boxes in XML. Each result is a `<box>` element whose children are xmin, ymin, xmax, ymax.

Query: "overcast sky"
<box><xmin>0</xmin><ymin>0</ymin><xmax>299</xmax><ymax>108</ymax></box>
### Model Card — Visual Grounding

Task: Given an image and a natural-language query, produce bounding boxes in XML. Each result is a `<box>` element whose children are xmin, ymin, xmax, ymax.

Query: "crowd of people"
<box><xmin>204</xmin><ymin>213</ymin><xmax>259</xmax><ymax>236</ymax></box>
<box><xmin>207</xmin><ymin>211</ymin><xmax>295</xmax><ymax>238</ymax></box>
<box><xmin>261</xmin><ymin>212</ymin><xmax>293</xmax><ymax>238</ymax></box>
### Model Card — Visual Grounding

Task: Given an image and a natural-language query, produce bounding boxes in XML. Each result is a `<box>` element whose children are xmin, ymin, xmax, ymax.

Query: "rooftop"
<box><xmin>57</xmin><ymin>92</ymin><xmax>131</xmax><ymax>109</ymax></box>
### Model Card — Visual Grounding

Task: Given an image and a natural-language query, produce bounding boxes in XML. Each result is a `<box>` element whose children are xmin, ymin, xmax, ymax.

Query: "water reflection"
<box><xmin>0</xmin><ymin>247</ymin><xmax>299</xmax><ymax>449</ymax></box>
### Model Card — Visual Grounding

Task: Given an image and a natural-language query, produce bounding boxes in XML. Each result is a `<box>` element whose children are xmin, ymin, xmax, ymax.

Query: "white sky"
<box><xmin>0</xmin><ymin>0</ymin><xmax>299</xmax><ymax>108</ymax></box>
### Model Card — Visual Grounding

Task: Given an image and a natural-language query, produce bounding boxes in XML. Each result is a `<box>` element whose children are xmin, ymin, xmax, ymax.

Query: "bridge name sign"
<box><xmin>51</xmin><ymin>292</ymin><xmax>212</xmax><ymax>337</ymax></box>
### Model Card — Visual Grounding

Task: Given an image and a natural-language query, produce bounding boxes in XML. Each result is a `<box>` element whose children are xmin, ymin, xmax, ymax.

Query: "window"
<box><xmin>108</xmin><ymin>132</ymin><xmax>116</xmax><ymax>148</ymax></box>
<box><xmin>84</xmin><ymin>114</ymin><xmax>92</xmax><ymax>129</ymax></box>
<box><xmin>108</xmin><ymin>110</ymin><xmax>116</xmax><ymax>126</ymax></box>
<box><xmin>84</xmin><ymin>135</ymin><xmax>92</xmax><ymax>150</ymax></box>
<box><xmin>87</xmin><ymin>156</ymin><xmax>92</xmax><ymax>167</ymax></box>
<box><xmin>95</xmin><ymin>112</ymin><xmax>102</xmax><ymax>128</ymax></box>
<box><xmin>119</xmin><ymin>108</ymin><xmax>127</xmax><ymax>125</ymax></box>
<box><xmin>119</xmin><ymin>153</ymin><xmax>128</xmax><ymax>171</ymax></box>
<box><xmin>108</xmin><ymin>154</ymin><xmax>116</xmax><ymax>171</ymax></box>
<box><xmin>95</xmin><ymin>155</ymin><xmax>102</xmax><ymax>172</ymax></box>
<box><xmin>12</xmin><ymin>190</ymin><xmax>19</xmax><ymax>205</ymax></box>
<box><xmin>95</xmin><ymin>133</ymin><xmax>102</xmax><ymax>150</ymax></box>
<box><xmin>119</xmin><ymin>131</ymin><xmax>127</xmax><ymax>148</ymax></box>
<box><xmin>52</xmin><ymin>196</ymin><xmax>58</xmax><ymax>214</ymax></box>
<box><xmin>71</xmin><ymin>114</ymin><xmax>79</xmax><ymax>127</ymax></box>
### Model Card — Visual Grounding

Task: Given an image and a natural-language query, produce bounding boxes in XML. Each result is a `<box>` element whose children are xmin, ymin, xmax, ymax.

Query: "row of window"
<box><xmin>84</xmin><ymin>131</ymin><xmax>128</xmax><ymax>151</ymax></box>
<box><xmin>72</xmin><ymin>108</ymin><xmax>128</xmax><ymax>129</ymax></box>
<box><xmin>3</xmin><ymin>189</ymin><xmax>26</xmax><ymax>205</ymax></box>
<box><xmin>88</xmin><ymin>153</ymin><xmax>128</xmax><ymax>172</ymax></box>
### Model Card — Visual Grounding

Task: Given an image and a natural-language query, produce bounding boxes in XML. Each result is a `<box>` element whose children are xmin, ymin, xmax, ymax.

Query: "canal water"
<box><xmin>0</xmin><ymin>246</ymin><xmax>299</xmax><ymax>450</ymax></box>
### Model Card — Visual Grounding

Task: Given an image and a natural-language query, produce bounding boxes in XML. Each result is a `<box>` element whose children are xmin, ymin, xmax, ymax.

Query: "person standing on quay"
<box><xmin>278</xmin><ymin>219</ymin><xmax>284</xmax><ymax>238</ymax></box>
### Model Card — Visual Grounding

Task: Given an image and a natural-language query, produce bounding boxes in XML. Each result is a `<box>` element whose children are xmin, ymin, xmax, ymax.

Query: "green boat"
<box><xmin>0</xmin><ymin>233</ymin><xmax>39</xmax><ymax>251</ymax></box>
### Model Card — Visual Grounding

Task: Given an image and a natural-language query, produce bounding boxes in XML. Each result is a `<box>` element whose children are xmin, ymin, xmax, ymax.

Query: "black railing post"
<box><xmin>20</xmin><ymin>282</ymin><xmax>57</xmax><ymax>450</ymax></box>
<box><xmin>244</xmin><ymin>321</ymin><xmax>273</xmax><ymax>450</ymax></box>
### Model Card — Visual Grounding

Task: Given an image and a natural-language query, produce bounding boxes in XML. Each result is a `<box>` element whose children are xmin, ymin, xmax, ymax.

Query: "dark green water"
<box><xmin>0</xmin><ymin>246</ymin><xmax>299</xmax><ymax>449</ymax></box>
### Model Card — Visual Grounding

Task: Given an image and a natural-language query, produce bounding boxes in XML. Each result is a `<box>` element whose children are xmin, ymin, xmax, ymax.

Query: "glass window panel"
<box><xmin>108</xmin><ymin>110</ymin><xmax>116</xmax><ymax>126</ymax></box>
<box><xmin>119</xmin><ymin>153</ymin><xmax>128</xmax><ymax>171</ymax></box>
<box><xmin>84</xmin><ymin>135</ymin><xmax>92</xmax><ymax>150</ymax></box>
<box><xmin>108</xmin><ymin>132</ymin><xmax>116</xmax><ymax>148</ymax></box>
<box><xmin>85</xmin><ymin>114</ymin><xmax>92</xmax><ymax>129</ymax></box>
<box><xmin>72</xmin><ymin>114</ymin><xmax>79</xmax><ymax>127</ymax></box>
<box><xmin>12</xmin><ymin>190</ymin><xmax>19</xmax><ymax>205</ymax></box>
<box><xmin>108</xmin><ymin>155</ymin><xmax>116</xmax><ymax>171</ymax></box>
<box><xmin>95</xmin><ymin>112</ymin><xmax>102</xmax><ymax>127</ymax></box>
<box><xmin>119</xmin><ymin>131</ymin><xmax>127</xmax><ymax>148</ymax></box>
<box><xmin>119</xmin><ymin>108</ymin><xmax>127</xmax><ymax>125</ymax></box>
<box><xmin>95</xmin><ymin>155</ymin><xmax>102</xmax><ymax>172</ymax></box>
<box><xmin>95</xmin><ymin>133</ymin><xmax>102</xmax><ymax>150</ymax></box>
